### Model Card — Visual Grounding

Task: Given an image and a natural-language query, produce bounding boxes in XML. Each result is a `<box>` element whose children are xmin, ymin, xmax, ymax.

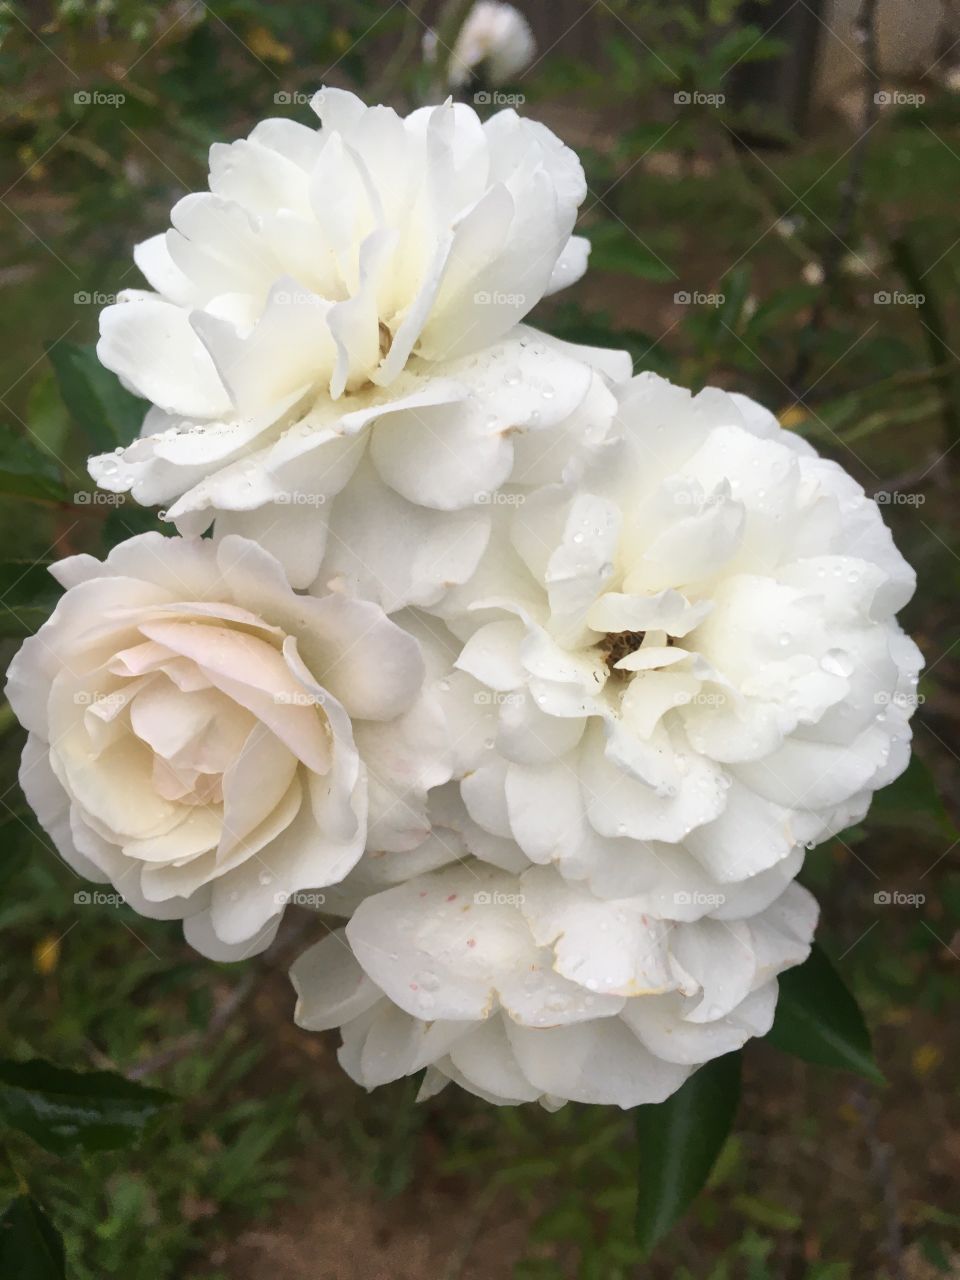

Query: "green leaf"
<box><xmin>870</xmin><ymin>753</ymin><xmax>957</xmax><ymax>840</ymax></box>
<box><xmin>587</xmin><ymin>225</ymin><xmax>677</xmax><ymax>282</ymax></box>
<box><xmin>0</xmin><ymin>425</ymin><xmax>70</xmax><ymax>505</ymax></box>
<box><xmin>718</xmin><ymin>264</ymin><xmax>753</xmax><ymax>332</ymax></box>
<box><xmin>46</xmin><ymin>341</ymin><xmax>145</xmax><ymax>450</ymax></box>
<box><xmin>635</xmin><ymin>1051</ymin><xmax>741</xmax><ymax>1253</ymax></box>
<box><xmin>0</xmin><ymin>561</ymin><xmax>61</xmax><ymax>638</ymax></box>
<box><xmin>731</xmin><ymin>1193</ymin><xmax>801</xmax><ymax>1231</ymax></box>
<box><xmin>0</xmin><ymin>812</ymin><xmax>33</xmax><ymax>895</ymax></box>
<box><xmin>25</xmin><ymin>373</ymin><xmax>70</xmax><ymax>460</ymax></box>
<box><xmin>765</xmin><ymin>944</ymin><xmax>884</xmax><ymax>1083</ymax></box>
<box><xmin>0</xmin><ymin>1058</ymin><xmax>171</xmax><ymax>1154</ymax></box>
<box><xmin>0</xmin><ymin>1196</ymin><xmax>65</xmax><ymax>1280</ymax></box>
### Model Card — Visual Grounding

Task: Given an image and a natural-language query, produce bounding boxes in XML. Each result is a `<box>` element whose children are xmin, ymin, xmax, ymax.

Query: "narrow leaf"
<box><xmin>635</xmin><ymin>1051</ymin><xmax>741</xmax><ymax>1253</ymax></box>
<box><xmin>766</xmin><ymin>943</ymin><xmax>883</xmax><ymax>1083</ymax></box>
<box><xmin>870</xmin><ymin>753</ymin><xmax>957</xmax><ymax>840</ymax></box>
<box><xmin>0</xmin><ymin>1058</ymin><xmax>171</xmax><ymax>1154</ymax></box>
<box><xmin>587</xmin><ymin>225</ymin><xmax>677</xmax><ymax>282</ymax></box>
<box><xmin>46</xmin><ymin>341</ymin><xmax>145</xmax><ymax>450</ymax></box>
<box><xmin>0</xmin><ymin>426</ymin><xmax>70</xmax><ymax>505</ymax></box>
<box><xmin>0</xmin><ymin>1197</ymin><xmax>65</xmax><ymax>1280</ymax></box>
<box><xmin>0</xmin><ymin>562</ymin><xmax>60</xmax><ymax>638</ymax></box>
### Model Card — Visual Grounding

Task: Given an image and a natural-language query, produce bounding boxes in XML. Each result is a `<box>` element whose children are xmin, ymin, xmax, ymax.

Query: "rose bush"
<box><xmin>5</xmin><ymin>533</ymin><xmax>449</xmax><ymax>959</ymax></box>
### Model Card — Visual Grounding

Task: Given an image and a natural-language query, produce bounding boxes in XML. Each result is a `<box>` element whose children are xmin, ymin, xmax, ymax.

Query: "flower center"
<box><xmin>600</xmin><ymin>631</ymin><xmax>645</xmax><ymax>671</ymax></box>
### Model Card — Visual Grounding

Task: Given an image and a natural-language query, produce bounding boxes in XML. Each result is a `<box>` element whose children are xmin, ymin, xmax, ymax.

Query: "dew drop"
<box><xmin>821</xmin><ymin>648</ymin><xmax>854</xmax><ymax>678</ymax></box>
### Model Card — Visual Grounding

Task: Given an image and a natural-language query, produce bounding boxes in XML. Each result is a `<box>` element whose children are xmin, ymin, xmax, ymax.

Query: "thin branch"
<box><xmin>790</xmin><ymin>0</ymin><xmax>881</xmax><ymax>392</ymax></box>
<box><xmin>371</xmin><ymin>0</ymin><xmax>430</xmax><ymax>105</ymax></box>
<box><xmin>126</xmin><ymin>912</ymin><xmax>317</xmax><ymax>1081</ymax></box>
<box><xmin>852</xmin><ymin>1086</ymin><xmax>904</xmax><ymax>1280</ymax></box>
<box><xmin>889</xmin><ymin>233</ymin><xmax>960</xmax><ymax>466</ymax></box>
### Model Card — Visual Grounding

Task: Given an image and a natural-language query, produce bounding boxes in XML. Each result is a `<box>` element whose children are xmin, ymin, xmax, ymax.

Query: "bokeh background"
<box><xmin>1</xmin><ymin>1</ymin><xmax>959</xmax><ymax>1276</ymax></box>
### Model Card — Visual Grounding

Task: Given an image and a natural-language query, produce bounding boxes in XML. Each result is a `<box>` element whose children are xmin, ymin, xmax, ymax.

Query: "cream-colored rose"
<box><xmin>6</xmin><ymin>533</ymin><xmax>449</xmax><ymax>959</ymax></box>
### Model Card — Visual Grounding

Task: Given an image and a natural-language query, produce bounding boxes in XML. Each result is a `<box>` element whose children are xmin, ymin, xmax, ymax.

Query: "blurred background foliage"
<box><xmin>1</xmin><ymin>0</ymin><xmax>959</xmax><ymax>1277</ymax></box>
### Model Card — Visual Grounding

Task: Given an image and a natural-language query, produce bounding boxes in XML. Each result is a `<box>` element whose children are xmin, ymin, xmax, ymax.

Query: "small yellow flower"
<box><xmin>34</xmin><ymin>933</ymin><xmax>61</xmax><ymax>975</ymax></box>
<box><xmin>246</xmin><ymin>26</ymin><xmax>293</xmax><ymax>64</ymax></box>
<box><xmin>779</xmin><ymin>405</ymin><xmax>807</xmax><ymax>430</ymax></box>
<box><xmin>912</xmin><ymin>1043</ymin><xmax>943</xmax><ymax>1077</ymax></box>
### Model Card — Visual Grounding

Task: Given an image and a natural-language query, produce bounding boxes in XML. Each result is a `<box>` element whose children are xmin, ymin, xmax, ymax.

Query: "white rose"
<box><xmin>290</xmin><ymin>862</ymin><xmax>818</xmax><ymax>1108</ymax></box>
<box><xmin>88</xmin><ymin>89</ymin><xmax>609</xmax><ymax>596</ymax></box>
<box><xmin>448</xmin><ymin>2</ymin><xmax>537</xmax><ymax>88</ymax></box>
<box><xmin>433</xmin><ymin>372</ymin><xmax>923</xmax><ymax>893</ymax></box>
<box><xmin>5</xmin><ymin>533</ymin><xmax>450</xmax><ymax>960</ymax></box>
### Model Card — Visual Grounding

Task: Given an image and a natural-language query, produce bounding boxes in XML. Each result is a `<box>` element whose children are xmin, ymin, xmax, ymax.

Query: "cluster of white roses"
<box><xmin>8</xmin><ymin>89</ymin><xmax>921</xmax><ymax>1109</ymax></box>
